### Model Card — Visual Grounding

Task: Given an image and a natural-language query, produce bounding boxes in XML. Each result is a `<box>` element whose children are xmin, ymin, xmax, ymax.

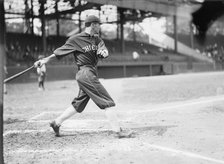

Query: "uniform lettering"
<box><xmin>82</xmin><ymin>44</ymin><xmax>97</xmax><ymax>53</ymax></box>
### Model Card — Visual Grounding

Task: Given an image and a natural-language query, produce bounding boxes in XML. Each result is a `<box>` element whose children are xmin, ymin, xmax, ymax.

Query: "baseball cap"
<box><xmin>84</xmin><ymin>15</ymin><xmax>100</xmax><ymax>24</ymax></box>
<box><xmin>38</xmin><ymin>55</ymin><xmax>45</xmax><ymax>59</ymax></box>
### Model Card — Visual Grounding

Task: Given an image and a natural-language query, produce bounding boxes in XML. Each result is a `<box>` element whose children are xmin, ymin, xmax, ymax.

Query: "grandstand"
<box><xmin>2</xmin><ymin>0</ymin><xmax>223</xmax><ymax>82</ymax></box>
<box><xmin>5</xmin><ymin>32</ymin><xmax>189</xmax><ymax>65</ymax></box>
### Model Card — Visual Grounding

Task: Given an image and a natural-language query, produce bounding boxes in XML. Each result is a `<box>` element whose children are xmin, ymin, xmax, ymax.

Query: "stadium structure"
<box><xmin>1</xmin><ymin>0</ymin><xmax>224</xmax><ymax>82</ymax></box>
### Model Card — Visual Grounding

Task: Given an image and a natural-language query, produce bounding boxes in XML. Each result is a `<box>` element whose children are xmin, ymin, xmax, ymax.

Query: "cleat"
<box><xmin>49</xmin><ymin>120</ymin><xmax>60</xmax><ymax>137</ymax></box>
<box><xmin>116</xmin><ymin>128</ymin><xmax>136</xmax><ymax>139</ymax></box>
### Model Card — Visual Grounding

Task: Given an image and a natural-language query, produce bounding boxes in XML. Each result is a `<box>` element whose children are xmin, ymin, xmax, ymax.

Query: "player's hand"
<box><xmin>97</xmin><ymin>49</ymin><xmax>109</xmax><ymax>58</ymax></box>
<box><xmin>97</xmin><ymin>41</ymin><xmax>109</xmax><ymax>58</ymax></box>
<box><xmin>34</xmin><ymin>59</ymin><xmax>45</xmax><ymax>68</ymax></box>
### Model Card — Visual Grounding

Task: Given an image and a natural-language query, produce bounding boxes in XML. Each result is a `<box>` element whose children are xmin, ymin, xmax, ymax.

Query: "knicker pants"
<box><xmin>72</xmin><ymin>66</ymin><xmax>115</xmax><ymax>113</ymax></box>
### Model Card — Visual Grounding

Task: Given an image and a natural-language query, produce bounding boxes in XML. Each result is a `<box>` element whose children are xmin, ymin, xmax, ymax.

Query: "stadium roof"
<box><xmin>4</xmin><ymin>0</ymin><xmax>201</xmax><ymax>20</ymax></box>
<box><xmin>85</xmin><ymin>0</ymin><xmax>201</xmax><ymax>18</ymax></box>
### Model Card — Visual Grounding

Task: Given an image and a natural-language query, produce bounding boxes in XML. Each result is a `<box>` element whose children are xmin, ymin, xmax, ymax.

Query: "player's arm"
<box><xmin>34</xmin><ymin>54</ymin><xmax>56</xmax><ymax>68</ymax></box>
<box><xmin>97</xmin><ymin>40</ymin><xmax>109</xmax><ymax>58</ymax></box>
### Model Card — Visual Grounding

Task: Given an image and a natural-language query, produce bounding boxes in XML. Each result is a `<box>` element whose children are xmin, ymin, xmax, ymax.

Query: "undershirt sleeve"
<box><xmin>53</xmin><ymin>36</ymin><xmax>82</xmax><ymax>60</ymax></box>
<box><xmin>97</xmin><ymin>38</ymin><xmax>108</xmax><ymax>52</ymax></box>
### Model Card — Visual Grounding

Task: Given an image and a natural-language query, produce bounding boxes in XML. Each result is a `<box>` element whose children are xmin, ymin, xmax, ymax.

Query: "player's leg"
<box><xmin>39</xmin><ymin>81</ymin><xmax>43</xmax><ymax>90</ymax></box>
<box><xmin>41</xmin><ymin>80</ymin><xmax>45</xmax><ymax>90</ymax></box>
<box><xmin>105</xmin><ymin>107</ymin><xmax>135</xmax><ymax>138</ymax></box>
<box><xmin>50</xmin><ymin>105</ymin><xmax>76</xmax><ymax>137</ymax></box>
<box><xmin>38</xmin><ymin>76</ymin><xmax>42</xmax><ymax>90</ymax></box>
<box><xmin>54</xmin><ymin>105</ymin><xmax>77</xmax><ymax>126</ymax></box>
<box><xmin>54</xmin><ymin>89</ymin><xmax>90</xmax><ymax>125</ymax></box>
<box><xmin>42</xmin><ymin>81</ymin><xmax>45</xmax><ymax>90</ymax></box>
<box><xmin>42</xmin><ymin>74</ymin><xmax>45</xmax><ymax>90</ymax></box>
<box><xmin>104</xmin><ymin>107</ymin><xmax>120</xmax><ymax>132</ymax></box>
<box><xmin>39</xmin><ymin>75</ymin><xmax>45</xmax><ymax>90</ymax></box>
<box><xmin>77</xmin><ymin>69</ymin><xmax>134</xmax><ymax>138</ymax></box>
<box><xmin>77</xmin><ymin>69</ymin><xmax>115</xmax><ymax>109</ymax></box>
<box><xmin>38</xmin><ymin>82</ymin><xmax>41</xmax><ymax>90</ymax></box>
<box><xmin>50</xmin><ymin>89</ymin><xmax>90</xmax><ymax>136</ymax></box>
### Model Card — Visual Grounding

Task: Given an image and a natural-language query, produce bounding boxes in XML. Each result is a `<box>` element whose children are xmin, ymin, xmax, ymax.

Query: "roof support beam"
<box><xmin>0</xmin><ymin>0</ymin><xmax>5</xmax><ymax>163</ymax></box>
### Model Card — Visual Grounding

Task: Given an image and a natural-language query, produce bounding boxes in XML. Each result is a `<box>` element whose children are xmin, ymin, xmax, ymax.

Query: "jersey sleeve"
<box><xmin>97</xmin><ymin>38</ymin><xmax>108</xmax><ymax>52</ymax></box>
<box><xmin>53</xmin><ymin>36</ymin><xmax>82</xmax><ymax>60</ymax></box>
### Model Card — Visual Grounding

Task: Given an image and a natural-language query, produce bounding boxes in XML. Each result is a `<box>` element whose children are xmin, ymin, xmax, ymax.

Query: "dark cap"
<box><xmin>84</xmin><ymin>15</ymin><xmax>100</xmax><ymax>24</ymax></box>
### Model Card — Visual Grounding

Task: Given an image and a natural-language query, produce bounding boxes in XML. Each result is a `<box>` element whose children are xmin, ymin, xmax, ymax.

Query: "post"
<box><xmin>188</xmin><ymin>22</ymin><xmax>194</xmax><ymax>70</ymax></box>
<box><xmin>0</xmin><ymin>0</ymin><xmax>5</xmax><ymax>163</ymax></box>
<box><xmin>173</xmin><ymin>15</ymin><xmax>178</xmax><ymax>53</ymax></box>
<box><xmin>116</xmin><ymin>7</ymin><xmax>119</xmax><ymax>40</ymax></box>
<box><xmin>190</xmin><ymin>22</ymin><xmax>194</xmax><ymax>49</ymax></box>
<box><xmin>133</xmin><ymin>21</ymin><xmax>136</xmax><ymax>42</ymax></box>
<box><xmin>123</xmin><ymin>65</ymin><xmax>126</xmax><ymax>77</ymax></box>
<box><xmin>39</xmin><ymin>0</ymin><xmax>46</xmax><ymax>55</ymax></box>
<box><xmin>119</xmin><ymin>8</ymin><xmax>125</xmax><ymax>54</ymax></box>
<box><xmin>55</xmin><ymin>0</ymin><xmax>59</xmax><ymax>36</ymax></box>
<box><xmin>31</xmin><ymin>0</ymin><xmax>34</xmax><ymax>35</ymax></box>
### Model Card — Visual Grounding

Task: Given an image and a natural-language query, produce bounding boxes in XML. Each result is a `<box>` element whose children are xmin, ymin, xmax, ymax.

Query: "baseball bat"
<box><xmin>4</xmin><ymin>65</ymin><xmax>35</xmax><ymax>83</ymax></box>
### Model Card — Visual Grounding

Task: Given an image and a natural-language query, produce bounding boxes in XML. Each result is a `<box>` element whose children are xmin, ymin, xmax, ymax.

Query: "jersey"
<box><xmin>53</xmin><ymin>32</ymin><xmax>107</xmax><ymax>67</ymax></box>
<box><xmin>37</xmin><ymin>64</ymin><xmax>46</xmax><ymax>75</ymax></box>
<box><xmin>37</xmin><ymin>64</ymin><xmax>46</xmax><ymax>82</ymax></box>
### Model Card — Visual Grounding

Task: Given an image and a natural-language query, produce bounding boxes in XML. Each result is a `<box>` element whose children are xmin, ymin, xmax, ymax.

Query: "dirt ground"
<box><xmin>3</xmin><ymin>71</ymin><xmax>224</xmax><ymax>164</ymax></box>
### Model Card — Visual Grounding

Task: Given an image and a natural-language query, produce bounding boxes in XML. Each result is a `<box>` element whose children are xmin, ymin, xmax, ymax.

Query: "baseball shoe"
<box><xmin>116</xmin><ymin>128</ymin><xmax>136</xmax><ymax>139</ymax></box>
<box><xmin>49</xmin><ymin>120</ymin><xmax>60</xmax><ymax>137</ymax></box>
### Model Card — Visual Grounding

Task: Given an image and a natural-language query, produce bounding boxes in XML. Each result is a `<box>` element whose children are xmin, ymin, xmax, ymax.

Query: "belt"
<box><xmin>78</xmin><ymin>65</ymin><xmax>96</xmax><ymax>70</ymax></box>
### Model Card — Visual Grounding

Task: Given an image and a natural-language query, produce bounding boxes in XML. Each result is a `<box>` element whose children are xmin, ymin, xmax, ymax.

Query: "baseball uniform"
<box><xmin>54</xmin><ymin>32</ymin><xmax>115</xmax><ymax>113</ymax></box>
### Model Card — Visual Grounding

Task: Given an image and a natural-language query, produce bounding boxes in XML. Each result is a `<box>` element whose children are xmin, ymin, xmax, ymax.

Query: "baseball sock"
<box><xmin>55</xmin><ymin>105</ymin><xmax>78</xmax><ymax>126</ymax></box>
<box><xmin>105</xmin><ymin>107</ymin><xmax>121</xmax><ymax>133</ymax></box>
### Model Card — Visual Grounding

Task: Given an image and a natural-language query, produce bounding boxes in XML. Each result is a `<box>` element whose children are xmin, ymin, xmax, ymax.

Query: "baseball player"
<box><xmin>34</xmin><ymin>15</ymin><xmax>134</xmax><ymax>138</ymax></box>
<box><xmin>37</xmin><ymin>55</ymin><xmax>46</xmax><ymax>91</ymax></box>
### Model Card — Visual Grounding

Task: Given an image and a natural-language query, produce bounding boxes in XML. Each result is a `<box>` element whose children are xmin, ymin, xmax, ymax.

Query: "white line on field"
<box><xmin>8</xmin><ymin>148</ymin><xmax>78</xmax><ymax>154</ymax></box>
<box><xmin>3</xmin><ymin>129</ymin><xmax>47</xmax><ymax>137</ymax></box>
<box><xmin>130</xmin><ymin>95</ymin><xmax>224</xmax><ymax>114</ymax></box>
<box><xmin>29</xmin><ymin>111</ymin><xmax>66</xmax><ymax>121</ymax></box>
<box><xmin>3</xmin><ymin>128</ymin><xmax>112</xmax><ymax>137</ymax></box>
<box><xmin>142</xmin><ymin>142</ymin><xmax>224</xmax><ymax>164</ymax></box>
<box><xmin>29</xmin><ymin>95</ymin><xmax>224</xmax><ymax>119</ymax></box>
<box><xmin>29</xmin><ymin>112</ymin><xmax>48</xmax><ymax>120</ymax></box>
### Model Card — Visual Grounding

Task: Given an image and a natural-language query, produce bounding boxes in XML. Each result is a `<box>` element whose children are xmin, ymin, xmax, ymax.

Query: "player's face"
<box><xmin>91</xmin><ymin>22</ymin><xmax>100</xmax><ymax>34</ymax></box>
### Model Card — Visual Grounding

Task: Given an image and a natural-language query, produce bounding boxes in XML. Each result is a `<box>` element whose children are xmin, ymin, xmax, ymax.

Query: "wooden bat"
<box><xmin>4</xmin><ymin>65</ymin><xmax>35</xmax><ymax>83</ymax></box>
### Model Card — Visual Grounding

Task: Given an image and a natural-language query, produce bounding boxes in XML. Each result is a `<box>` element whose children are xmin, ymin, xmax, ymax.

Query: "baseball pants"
<box><xmin>72</xmin><ymin>66</ymin><xmax>115</xmax><ymax>113</ymax></box>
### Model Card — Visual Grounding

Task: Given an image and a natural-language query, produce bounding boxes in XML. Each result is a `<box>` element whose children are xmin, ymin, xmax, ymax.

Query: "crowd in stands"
<box><xmin>200</xmin><ymin>43</ymin><xmax>224</xmax><ymax>62</ymax></box>
<box><xmin>6</xmin><ymin>42</ymin><xmax>55</xmax><ymax>66</ymax></box>
<box><xmin>5</xmin><ymin>33</ymin><xmax>189</xmax><ymax>66</ymax></box>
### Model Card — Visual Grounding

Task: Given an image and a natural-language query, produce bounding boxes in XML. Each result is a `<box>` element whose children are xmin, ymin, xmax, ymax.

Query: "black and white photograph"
<box><xmin>1</xmin><ymin>0</ymin><xmax>224</xmax><ymax>163</ymax></box>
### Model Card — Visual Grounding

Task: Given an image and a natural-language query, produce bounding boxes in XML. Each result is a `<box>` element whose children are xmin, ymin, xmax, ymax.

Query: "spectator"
<box><xmin>132</xmin><ymin>51</ymin><xmax>140</xmax><ymax>61</ymax></box>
